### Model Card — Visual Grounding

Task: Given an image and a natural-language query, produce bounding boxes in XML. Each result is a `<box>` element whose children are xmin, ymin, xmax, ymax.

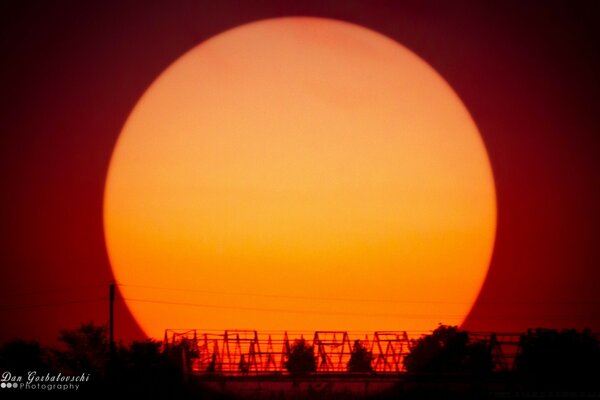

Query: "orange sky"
<box><xmin>104</xmin><ymin>17</ymin><xmax>496</xmax><ymax>338</ymax></box>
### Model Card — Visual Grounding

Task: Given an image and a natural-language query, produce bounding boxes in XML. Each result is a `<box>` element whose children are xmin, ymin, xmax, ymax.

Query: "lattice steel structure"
<box><xmin>371</xmin><ymin>331</ymin><xmax>411</xmax><ymax>372</ymax></box>
<box><xmin>164</xmin><ymin>329</ymin><xmax>600</xmax><ymax>376</ymax></box>
<box><xmin>164</xmin><ymin>329</ymin><xmax>508</xmax><ymax>375</ymax></box>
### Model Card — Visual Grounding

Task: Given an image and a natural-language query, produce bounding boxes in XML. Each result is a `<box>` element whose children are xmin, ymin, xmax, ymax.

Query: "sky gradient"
<box><xmin>1</xmin><ymin>0</ymin><xmax>599</xmax><ymax>344</ymax></box>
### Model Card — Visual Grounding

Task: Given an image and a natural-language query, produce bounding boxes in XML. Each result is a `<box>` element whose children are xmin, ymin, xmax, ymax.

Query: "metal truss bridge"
<box><xmin>163</xmin><ymin>329</ymin><xmax>523</xmax><ymax>376</ymax></box>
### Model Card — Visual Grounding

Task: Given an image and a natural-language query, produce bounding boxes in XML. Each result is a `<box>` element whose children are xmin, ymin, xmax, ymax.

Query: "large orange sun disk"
<box><xmin>104</xmin><ymin>17</ymin><xmax>496</xmax><ymax>339</ymax></box>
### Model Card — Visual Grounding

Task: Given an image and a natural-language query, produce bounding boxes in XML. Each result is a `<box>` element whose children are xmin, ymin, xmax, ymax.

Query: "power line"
<box><xmin>121</xmin><ymin>297</ymin><xmax>462</xmax><ymax>319</ymax></box>
<box><xmin>1</xmin><ymin>281</ymin><xmax>597</xmax><ymax>307</ymax></box>
<box><xmin>2</xmin><ymin>282</ymin><xmax>599</xmax><ymax>322</ymax></box>
<box><xmin>117</xmin><ymin>283</ymin><xmax>600</xmax><ymax>306</ymax></box>
<box><xmin>119</xmin><ymin>296</ymin><xmax>600</xmax><ymax>321</ymax></box>
<box><xmin>119</xmin><ymin>283</ymin><xmax>456</xmax><ymax>305</ymax></box>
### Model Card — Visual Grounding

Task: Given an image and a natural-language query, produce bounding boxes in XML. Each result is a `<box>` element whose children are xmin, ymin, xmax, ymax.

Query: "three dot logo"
<box><xmin>1</xmin><ymin>382</ymin><xmax>20</xmax><ymax>389</ymax></box>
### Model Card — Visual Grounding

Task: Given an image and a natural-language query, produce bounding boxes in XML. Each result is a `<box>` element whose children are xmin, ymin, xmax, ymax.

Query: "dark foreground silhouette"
<box><xmin>0</xmin><ymin>323</ymin><xmax>225</xmax><ymax>398</ymax></box>
<box><xmin>1</xmin><ymin>324</ymin><xmax>599</xmax><ymax>398</ymax></box>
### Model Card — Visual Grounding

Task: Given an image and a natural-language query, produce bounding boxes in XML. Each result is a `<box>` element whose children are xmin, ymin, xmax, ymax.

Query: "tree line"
<box><xmin>286</xmin><ymin>326</ymin><xmax>600</xmax><ymax>384</ymax></box>
<box><xmin>0</xmin><ymin>323</ymin><xmax>201</xmax><ymax>397</ymax></box>
<box><xmin>1</xmin><ymin>324</ymin><xmax>599</xmax><ymax>395</ymax></box>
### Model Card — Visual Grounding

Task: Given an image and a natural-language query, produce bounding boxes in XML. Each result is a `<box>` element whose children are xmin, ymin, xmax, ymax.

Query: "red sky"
<box><xmin>1</xmin><ymin>0</ymin><xmax>599</xmax><ymax>344</ymax></box>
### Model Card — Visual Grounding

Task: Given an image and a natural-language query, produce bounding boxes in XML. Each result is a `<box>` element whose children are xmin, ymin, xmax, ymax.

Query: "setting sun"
<box><xmin>104</xmin><ymin>17</ymin><xmax>496</xmax><ymax>339</ymax></box>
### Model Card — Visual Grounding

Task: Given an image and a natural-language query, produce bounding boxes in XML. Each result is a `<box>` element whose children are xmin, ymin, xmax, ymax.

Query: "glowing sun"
<box><xmin>104</xmin><ymin>17</ymin><xmax>496</xmax><ymax>339</ymax></box>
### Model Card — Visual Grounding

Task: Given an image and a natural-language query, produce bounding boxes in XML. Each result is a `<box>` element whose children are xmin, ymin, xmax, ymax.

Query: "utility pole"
<box><xmin>109</xmin><ymin>283</ymin><xmax>115</xmax><ymax>353</ymax></box>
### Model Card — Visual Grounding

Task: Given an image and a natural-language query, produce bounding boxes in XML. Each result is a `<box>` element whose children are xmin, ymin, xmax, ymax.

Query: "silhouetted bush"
<box><xmin>50</xmin><ymin>323</ymin><xmax>190</xmax><ymax>394</ymax></box>
<box><xmin>347</xmin><ymin>340</ymin><xmax>373</xmax><ymax>373</ymax></box>
<box><xmin>403</xmin><ymin>325</ymin><xmax>493</xmax><ymax>376</ymax></box>
<box><xmin>514</xmin><ymin>328</ymin><xmax>600</xmax><ymax>389</ymax></box>
<box><xmin>112</xmin><ymin>339</ymin><xmax>185</xmax><ymax>394</ymax></box>
<box><xmin>284</xmin><ymin>338</ymin><xmax>316</xmax><ymax>375</ymax></box>
<box><xmin>0</xmin><ymin>339</ymin><xmax>49</xmax><ymax>375</ymax></box>
<box><xmin>55</xmin><ymin>322</ymin><xmax>110</xmax><ymax>378</ymax></box>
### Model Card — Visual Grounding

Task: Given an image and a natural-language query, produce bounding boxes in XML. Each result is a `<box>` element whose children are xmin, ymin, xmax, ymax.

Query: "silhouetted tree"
<box><xmin>0</xmin><ymin>323</ymin><xmax>222</xmax><ymax>396</ymax></box>
<box><xmin>514</xmin><ymin>328</ymin><xmax>600</xmax><ymax>389</ymax></box>
<box><xmin>464</xmin><ymin>340</ymin><xmax>494</xmax><ymax>374</ymax></box>
<box><xmin>403</xmin><ymin>325</ymin><xmax>493</xmax><ymax>375</ymax></box>
<box><xmin>0</xmin><ymin>339</ymin><xmax>49</xmax><ymax>375</ymax></box>
<box><xmin>347</xmin><ymin>340</ymin><xmax>373</xmax><ymax>373</ymax></box>
<box><xmin>284</xmin><ymin>338</ymin><xmax>316</xmax><ymax>375</ymax></box>
<box><xmin>113</xmin><ymin>339</ymin><xmax>185</xmax><ymax>394</ymax></box>
<box><xmin>56</xmin><ymin>322</ymin><xmax>109</xmax><ymax>376</ymax></box>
